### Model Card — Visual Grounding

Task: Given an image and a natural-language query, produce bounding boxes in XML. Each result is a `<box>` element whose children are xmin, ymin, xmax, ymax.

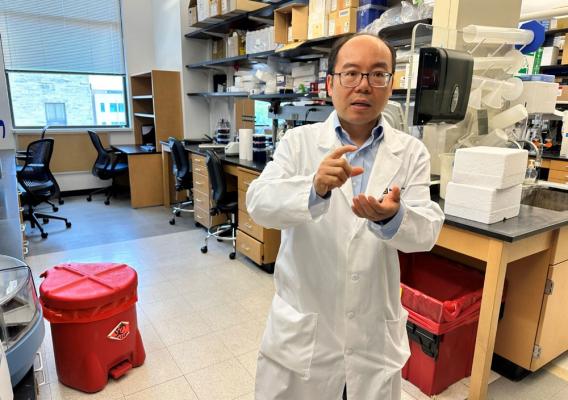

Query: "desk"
<box><xmin>112</xmin><ymin>145</ymin><xmax>163</xmax><ymax>208</ymax></box>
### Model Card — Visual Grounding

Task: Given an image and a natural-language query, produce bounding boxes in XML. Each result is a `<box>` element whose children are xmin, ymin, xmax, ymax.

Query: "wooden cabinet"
<box><xmin>547</xmin><ymin>159</ymin><xmax>568</xmax><ymax>184</ymax></box>
<box><xmin>236</xmin><ymin>167</ymin><xmax>280</xmax><ymax>267</ymax></box>
<box><xmin>130</xmin><ymin>70</ymin><xmax>183</xmax><ymax>151</ymax></box>
<box><xmin>494</xmin><ymin>226</ymin><xmax>568</xmax><ymax>371</ymax></box>
<box><xmin>191</xmin><ymin>153</ymin><xmax>227</xmax><ymax>228</ymax></box>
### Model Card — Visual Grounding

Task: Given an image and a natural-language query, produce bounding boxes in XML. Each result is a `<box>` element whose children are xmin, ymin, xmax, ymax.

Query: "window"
<box><xmin>45</xmin><ymin>103</ymin><xmax>67</xmax><ymax>126</ymax></box>
<box><xmin>0</xmin><ymin>0</ymin><xmax>128</xmax><ymax>129</ymax></box>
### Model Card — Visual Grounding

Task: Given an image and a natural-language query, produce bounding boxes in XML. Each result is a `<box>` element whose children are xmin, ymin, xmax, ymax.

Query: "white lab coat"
<box><xmin>247</xmin><ymin>112</ymin><xmax>444</xmax><ymax>400</ymax></box>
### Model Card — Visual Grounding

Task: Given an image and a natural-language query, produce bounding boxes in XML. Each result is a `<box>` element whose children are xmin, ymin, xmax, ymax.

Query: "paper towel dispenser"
<box><xmin>413</xmin><ymin>47</ymin><xmax>473</xmax><ymax>126</ymax></box>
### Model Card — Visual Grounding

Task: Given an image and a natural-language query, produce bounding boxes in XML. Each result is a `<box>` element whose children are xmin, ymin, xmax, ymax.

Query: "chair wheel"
<box><xmin>169</xmin><ymin>218</ymin><xmax>175</xmax><ymax>225</ymax></box>
<box><xmin>87</xmin><ymin>196</ymin><xmax>92</xmax><ymax>202</ymax></box>
<box><xmin>195</xmin><ymin>222</ymin><xmax>201</xmax><ymax>228</ymax></box>
<box><xmin>201</xmin><ymin>246</ymin><xmax>208</xmax><ymax>254</ymax></box>
<box><xmin>41</xmin><ymin>232</ymin><xmax>48</xmax><ymax>239</ymax></box>
<box><xmin>229</xmin><ymin>252</ymin><xmax>236</xmax><ymax>260</ymax></box>
<box><xmin>175</xmin><ymin>211</ymin><xmax>181</xmax><ymax>217</ymax></box>
<box><xmin>53</xmin><ymin>206</ymin><xmax>59</xmax><ymax>212</ymax></box>
<box><xmin>59</xmin><ymin>199</ymin><xmax>64</xmax><ymax>205</ymax></box>
<box><xmin>66</xmin><ymin>222</ymin><xmax>72</xmax><ymax>228</ymax></box>
<box><xmin>43</xmin><ymin>218</ymin><xmax>49</xmax><ymax>224</ymax></box>
<box><xmin>104</xmin><ymin>200</ymin><xmax>110</xmax><ymax>205</ymax></box>
<box><xmin>217</xmin><ymin>238</ymin><xmax>223</xmax><ymax>242</ymax></box>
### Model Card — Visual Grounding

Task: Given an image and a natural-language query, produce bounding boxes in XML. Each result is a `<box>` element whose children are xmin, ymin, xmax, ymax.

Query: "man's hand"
<box><xmin>314</xmin><ymin>145</ymin><xmax>364</xmax><ymax>197</ymax></box>
<box><xmin>352</xmin><ymin>186</ymin><xmax>401</xmax><ymax>222</ymax></box>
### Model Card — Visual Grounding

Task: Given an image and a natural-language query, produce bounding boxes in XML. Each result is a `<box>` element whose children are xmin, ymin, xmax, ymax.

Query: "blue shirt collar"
<box><xmin>333</xmin><ymin>113</ymin><xmax>384</xmax><ymax>149</ymax></box>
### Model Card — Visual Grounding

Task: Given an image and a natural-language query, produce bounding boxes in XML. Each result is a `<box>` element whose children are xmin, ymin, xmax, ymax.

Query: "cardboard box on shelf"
<box><xmin>212</xmin><ymin>38</ymin><xmax>226</xmax><ymax>59</ymax></box>
<box><xmin>308</xmin><ymin>0</ymin><xmax>331</xmax><ymax>39</ymax></box>
<box><xmin>551</xmin><ymin>17</ymin><xmax>568</xmax><ymax>30</ymax></box>
<box><xmin>274</xmin><ymin>4</ymin><xmax>308</xmax><ymax>44</ymax></box>
<box><xmin>328</xmin><ymin>11</ymin><xmax>338</xmax><ymax>36</ymax></box>
<box><xmin>336</xmin><ymin>7</ymin><xmax>357</xmax><ymax>34</ymax></box>
<box><xmin>541</xmin><ymin>46</ymin><xmax>559</xmax><ymax>66</ymax></box>
<box><xmin>562</xmin><ymin>34</ymin><xmax>568</xmax><ymax>65</ymax></box>
<box><xmin>558</xmin><ymin>85</ymin><xmax>568</xmax><ymax>102</ymax></box>
<box><xmin>339</xmin><ymin>0</ymin><xmax>359</xmax><ymax>9</ymax></box>
<box><xmin>220</xmin><ymin>0</ymin><xmax>267</xmax><ymax>15</ymax></box>
<box><xmin>197</xmin><ymin>0</ymin><xmax>209</xmax><ymax>21</ymax></box>
<box><xmin>209</xmin><ymin>0</ymin><xmax>221</xmax><ymax>18</ymax></box>
<box><xmin>188</xmin><ymin>0</ymin><xmax>198</xmax><ymax>26</ymax></box>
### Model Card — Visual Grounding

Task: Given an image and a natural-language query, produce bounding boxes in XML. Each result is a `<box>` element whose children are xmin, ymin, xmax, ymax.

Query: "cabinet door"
<box><xmin>531</xmin><ymin>260</ymin><xmax>568</xmax><ymax>370</ymax></box>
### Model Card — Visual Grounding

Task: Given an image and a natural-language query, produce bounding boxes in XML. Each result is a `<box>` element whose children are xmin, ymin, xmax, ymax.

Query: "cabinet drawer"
<box><xmin>549</xmin><ymin>160</ymin><xmax>568</xmax><ymax>172</ymax></box>
<box><xmin>551</xmin><ymin>226</ymin><xmax>568</xmax><ymax>265</ymax></box>
<box><xmin>193</xmin><ymin>189</ymin><xmax>210</xmax><ymax>210</ymax></box>
<box><xmin>238</xmin><ymin>189</ymin><xmax>247</xmax><ymax>212</ymax></box>
<box><xmin>194</xmin><ymin>205</ymin><xmax>226</xmax><ymax>228</ymax></box>
<box><xmin>237</xmin><ymin>230</ymin><xmax>264</xmax><ymax>265</ymax></box>
<box><xmin>238</xmin><ymin>169</ymin><xmax>259</xmax><ymax>192</ymax></box>
<box><xmin>193</xmin><ymin>174</ymin><xmax>210</xmax><ymax>194</ymax></box>
<box><xmin>191</xmin><ymin>154</ymin><xmax>206</xmax><ymax>168</ymax></box>
<box><xmin>548</xmin><ymin>169</ymin><xmax>568</xmax><ymax>184</ymax></box>
<box><xmin>193</xmin><ymin>163</ymin><xmax>208</xmax><ymax>177</ymax></box>
<box><xmin>238</xmin><ymin>210</ymin><xmax>264</xmax><ymax>241</ymax></box>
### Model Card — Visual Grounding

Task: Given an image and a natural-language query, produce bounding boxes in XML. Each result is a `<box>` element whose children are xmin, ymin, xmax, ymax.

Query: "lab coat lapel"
<box><xmin>317</xmin><ymin>112</ymin><xmax>354</xmax><ymax>207</ymax></box>
<box><xmin>366</xmin><ymin>122</ymin><xmax>405</xmax><ymax>198</ymax></box>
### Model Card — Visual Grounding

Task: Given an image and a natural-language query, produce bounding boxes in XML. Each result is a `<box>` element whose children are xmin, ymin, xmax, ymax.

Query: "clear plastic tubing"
<box><xmin>471</xmin><ymin>75</ymin><xmax>524</xmax><ymax>100</ymax></box>
<box><xmin>463</xmin><ymin>25</ymin><xmax>533</xmax><ymax>45</ymax></box>
<box><xmin>473</xmin><ymin>50</ymin><xmax>525</xmax><ymax>72</ymax></box>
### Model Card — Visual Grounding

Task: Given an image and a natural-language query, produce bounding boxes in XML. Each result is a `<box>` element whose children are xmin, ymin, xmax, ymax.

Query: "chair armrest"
<box><xmin>16</xmin><ymin>150</ymin><xmax>28</xmax><ymax>155</ymax></box>
<box><xmin>27</xmin><ymin>163</ymin><xmax>45</xmax><ymax>168</ymax></box>
<box><xmin>16</xmin><ymin>155</ymin><xmax>28</xmax><ymax>161</ymax></box>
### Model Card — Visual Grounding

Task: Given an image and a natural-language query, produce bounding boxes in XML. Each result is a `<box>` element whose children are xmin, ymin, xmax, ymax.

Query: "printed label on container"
<box><xmin>108</xmin><ymin>321</ymin><xmax>130</xmax><ymax>341</ymax></box>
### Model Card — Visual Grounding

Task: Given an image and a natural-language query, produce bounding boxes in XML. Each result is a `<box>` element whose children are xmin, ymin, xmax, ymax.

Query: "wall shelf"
<box><xmin>132</xmin><ymin>95</ymin><xmax>153</xmax><ymax>100</ymax></box>
<box><xmin>186</xmin><ymin>92</ymin><xmax>250</xmax><ymax>97</ymax></box>
<box><xmin>250</xmin><ymin>93</ymin><xmax>330</xmax><ymax>102</ymax></box>
<box><xmin>133</xmin><ymin>113</ymin><xmax>155</xmax><ymax>119</ymax></box>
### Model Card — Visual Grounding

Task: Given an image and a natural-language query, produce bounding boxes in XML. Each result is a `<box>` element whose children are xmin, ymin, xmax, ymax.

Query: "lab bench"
<box><xmin>160</xmin><ymin>143</ymin><xmax>568</xmax><ymax>399</ymax></box>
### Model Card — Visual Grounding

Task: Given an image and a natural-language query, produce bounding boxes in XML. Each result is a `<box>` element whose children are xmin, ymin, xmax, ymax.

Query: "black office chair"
<box><xmin>86</xmin><ymin>130</ymin><xmax>128</xmax><ymax>205</ymax></box>
<box><xmin>168</xmin><ymin>138</ymin><xmax>193</xmax><ymax>225</ymax></box>
<box><xmin>16</xmin><ymin>125</ymin><xmax>64</xmax><ymax>207</ymax></box>
<box><xmin>17</xmin><ymin>139</ymin><xmax>71</xmax><ymax>239</ymax></box>
<box><xmin>200</xmin><ymin>149</ymin><xmax>238</xmax><ymax>259</ymax></box>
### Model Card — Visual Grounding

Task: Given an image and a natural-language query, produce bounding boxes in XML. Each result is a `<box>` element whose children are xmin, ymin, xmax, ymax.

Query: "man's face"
<box><xmin>327</xmin><ymin>36</ymin><xmax>393</xmax><ymax>127</ymax></box>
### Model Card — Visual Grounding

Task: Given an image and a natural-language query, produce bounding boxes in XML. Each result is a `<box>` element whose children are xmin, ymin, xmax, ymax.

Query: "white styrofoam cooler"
<box><xmin>452</xmin><ymin>146</ymin><xmax>528</xmax><ymax>189</ymax></box>
<box><xmin>510</xmin><ymin>81</ymin><xmax>560</xmax><ymax>114</ymax></box>
<box><xmin>444</xmin><ymin>182</ymin><xmax>522</xmax><ymax>224</ymax></box>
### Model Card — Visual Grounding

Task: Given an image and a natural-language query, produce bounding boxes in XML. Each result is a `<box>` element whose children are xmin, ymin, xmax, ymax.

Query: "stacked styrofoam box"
<box><xmin>245</xmin><ymin>27</ymin><xmax>276</xmax><ymax>55</ymax></box>
<box><xmin>444</xmin><ymin>147</ymin><xmax>528</xmax><ymax>224</ymax></box>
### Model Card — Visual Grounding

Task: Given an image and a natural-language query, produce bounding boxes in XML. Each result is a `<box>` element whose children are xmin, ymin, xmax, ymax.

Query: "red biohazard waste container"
<box><xmin>398</xmin><ymin>252</ymin><xmax>498</xmax><ymax>396</ymax></box>
<box><xmin>39</xmin><ymin>262</ymin><xmax>145</xmax><ymax>393</ymax></box>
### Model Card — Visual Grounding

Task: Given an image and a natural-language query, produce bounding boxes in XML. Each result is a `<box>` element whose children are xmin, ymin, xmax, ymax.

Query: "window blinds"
<box><xmin>0</xmin><ymin>0</ymin><xmax>125</xmax><ymax>75</ymax></box>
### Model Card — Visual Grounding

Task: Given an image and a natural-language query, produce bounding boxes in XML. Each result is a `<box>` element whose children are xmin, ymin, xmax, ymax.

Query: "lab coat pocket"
<box><xmin>260</xmin><ymin>294</ymin><xmax>318</xmax><ymax>379</ymax></box>
<box><xmin>383</xmin><ymin>309</ymin><xmax>411</xmax><ymax>375</ymax></box>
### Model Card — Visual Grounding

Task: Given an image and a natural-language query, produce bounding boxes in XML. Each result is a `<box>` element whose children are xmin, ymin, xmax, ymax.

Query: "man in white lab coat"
<box><xmin>247</xmin><ymin>33</ymin><xmax>445</xmax><ymax>400</ymax></box>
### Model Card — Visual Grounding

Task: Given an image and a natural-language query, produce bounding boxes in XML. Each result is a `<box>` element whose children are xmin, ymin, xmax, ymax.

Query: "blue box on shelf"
<box><xmin>357</xmin><ymin>4</ymin><xmax>387</xmax><ymax>31</ymax></box>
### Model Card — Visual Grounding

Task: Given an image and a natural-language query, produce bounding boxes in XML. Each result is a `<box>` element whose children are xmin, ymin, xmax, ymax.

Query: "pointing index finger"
<box><xmin>327</xmin><ymin>145</ymin><xmax>358</xmax><ymax>160</ymax></box>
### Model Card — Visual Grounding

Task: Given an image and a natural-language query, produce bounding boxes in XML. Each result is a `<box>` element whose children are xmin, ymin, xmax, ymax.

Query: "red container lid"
<box><xmin>40</xmin><ymin>263</ymin><xmax>137</xmax><ymax>310</ymax></box>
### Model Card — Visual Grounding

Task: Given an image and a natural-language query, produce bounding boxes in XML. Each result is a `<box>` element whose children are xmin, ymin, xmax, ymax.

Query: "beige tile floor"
<box><xmin>25</xmin><ymin>229</ymin><xmax>568</xmax><ymax>400</ymax></box>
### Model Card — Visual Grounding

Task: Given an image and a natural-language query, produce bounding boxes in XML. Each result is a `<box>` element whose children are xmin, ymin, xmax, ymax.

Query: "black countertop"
<box><xmin>172</xmin><ymin>142</ymin><xmax>568</xmax><ymax>243</ymax></box>
<box><xmin>185</xmin><ymin>144</ymin><xmax>269</xmax><ymax>173</ymax></box>
<box><xmin>437</xmin><ymin>196</ymin><xmax>568</xmax><ymax>242</ymax></box>
<box><xmin>0</xmin><ymin>150</ymin><xmax>24</xmax><ymax>260</ymax></box>
<box><xmin>542</xmin><ymin>152</ymin><xmax>568</xmax><ymax>161</ymax></box>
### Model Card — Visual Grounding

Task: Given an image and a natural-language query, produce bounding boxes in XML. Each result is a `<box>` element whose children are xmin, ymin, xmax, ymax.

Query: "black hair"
<box><xmin>326</xmin><ymin>33</ymin><xmax>397</xmax><ymax>77</ymax></box>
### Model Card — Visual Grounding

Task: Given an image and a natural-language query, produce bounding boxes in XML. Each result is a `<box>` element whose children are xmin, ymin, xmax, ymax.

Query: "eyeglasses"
<box><xmin>332</xmin><ymin>71</ymin><xmax>393</xmax><ymax>88</ymax></box>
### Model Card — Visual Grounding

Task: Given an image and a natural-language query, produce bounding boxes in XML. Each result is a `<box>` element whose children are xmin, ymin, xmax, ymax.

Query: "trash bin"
<box><xmin>398</xmin><ymin>252</ymin><xmax>492</xmax><ymax>396</ymax></box>
<box><xmin>40</xmin><ymin>262</ymin><xmax>145</xmax><ymax>393</ymax></box>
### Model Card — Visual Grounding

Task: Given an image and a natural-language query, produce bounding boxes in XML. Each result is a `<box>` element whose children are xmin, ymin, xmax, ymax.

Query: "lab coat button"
<box><xmin>347</xmin><ymin>311</ymin><xmax>355</xmax><ymax>319</ymax></box>
<box><xmin>345</xmin><ymin>348</ymin><xmax>353</xmax><ymax>355</ymax></box>
<box><xmin>351</xmin><ymin>273</ymin><xmax>359</xmax><ymax>282</ymax></box>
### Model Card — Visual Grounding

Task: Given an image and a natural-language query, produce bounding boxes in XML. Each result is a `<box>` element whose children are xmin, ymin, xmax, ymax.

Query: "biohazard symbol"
<box><xmin>108</xmin><ymin>321</ymin><xmax>130</xmax><ymax>341</ymax></box>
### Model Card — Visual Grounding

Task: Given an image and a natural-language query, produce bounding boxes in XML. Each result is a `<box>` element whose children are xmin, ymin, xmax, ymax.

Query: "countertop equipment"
<box><xmin>0</xmin><ymin>255</ymin><xmax>45</xmax><ymax>388</ymax></box>
<box><xmin>224</xmin><ymin>142</ymin><xmax>239</xmax><ymax>155</ymax></box>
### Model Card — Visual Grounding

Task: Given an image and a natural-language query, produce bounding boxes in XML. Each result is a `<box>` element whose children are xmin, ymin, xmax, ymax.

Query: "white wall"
<box><xmin>522</xmin><ymin>0</ymin><xmax>568</xmax><ymax>15</ymax></box>
<box><xmin>153</xmin><ymin>0</ymin><xmax>183</xmax><ymax>70</ymax></box>
<box><xmin>121</xmin><ymin>0</ymin><xmax>156</xmax><ymax>76</ymax></box>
